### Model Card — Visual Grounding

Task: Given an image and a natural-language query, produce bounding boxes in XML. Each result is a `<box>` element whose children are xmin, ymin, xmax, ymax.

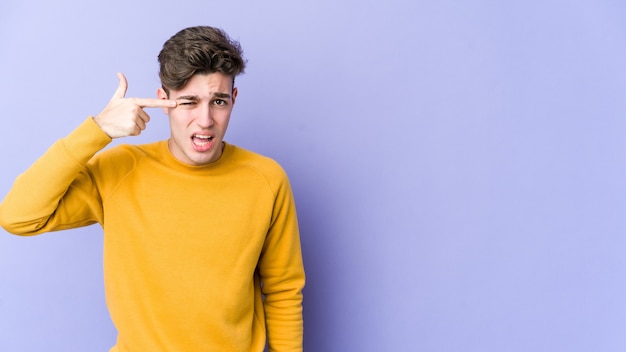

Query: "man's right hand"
<box><xmin>94</xmin><ymin>72</ymin><xmax>176</xmax><ymax>138</ymax></box>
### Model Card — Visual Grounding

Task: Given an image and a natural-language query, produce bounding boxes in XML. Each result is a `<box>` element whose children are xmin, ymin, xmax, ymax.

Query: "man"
<box><xmin>0</xmin><ymin>26</ymin><xmax>305</xmax><ymax>351</ymax></box>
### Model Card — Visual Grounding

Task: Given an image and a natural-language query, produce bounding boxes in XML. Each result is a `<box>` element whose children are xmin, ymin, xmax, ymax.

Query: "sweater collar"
<box><xmin>159</xmin><ymin>140</ymin><xmax>233</xmax><ymax>173</ymax></box>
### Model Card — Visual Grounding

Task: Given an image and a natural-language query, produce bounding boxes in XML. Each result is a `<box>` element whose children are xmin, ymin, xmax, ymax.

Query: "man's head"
<box><xmin>158</xmin><ymin>26</ymin><xmax>246</xmax><ymax>96</ymax></box>
<box><xmin>157</xmin><ymin>26</ymin><xmax>246</xmax><ymax>166</ymax></box>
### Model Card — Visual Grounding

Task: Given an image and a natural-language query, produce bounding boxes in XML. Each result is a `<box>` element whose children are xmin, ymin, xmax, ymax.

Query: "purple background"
<box><xmin>2</xmin><ymin>1</ymin><xmax>626</xmax><ymax>351</ymax></box>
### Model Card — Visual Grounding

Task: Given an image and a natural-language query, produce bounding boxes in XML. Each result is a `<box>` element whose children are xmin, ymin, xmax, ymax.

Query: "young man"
<box><xmin>0</xmin><ymin>26</ymin><xmax>305</xmax><ymax>351</ymax></box>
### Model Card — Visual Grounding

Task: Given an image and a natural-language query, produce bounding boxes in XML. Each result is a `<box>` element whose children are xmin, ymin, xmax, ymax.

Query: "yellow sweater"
<box><xmin>0</xmin><ymin>117</ymin><xmax>305</xmax><ymax>351</ymax></box>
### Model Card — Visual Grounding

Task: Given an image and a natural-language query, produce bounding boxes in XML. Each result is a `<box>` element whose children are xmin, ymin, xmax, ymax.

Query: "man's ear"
<box><xmin>232</xmin><ymin>87</ymin><xmax>238</xmax><ymax>106</ymax></box>
<box><xmin>157</xmin><ymin>88</ymin><xmax>170</xmax><ymax>115</ymax></box>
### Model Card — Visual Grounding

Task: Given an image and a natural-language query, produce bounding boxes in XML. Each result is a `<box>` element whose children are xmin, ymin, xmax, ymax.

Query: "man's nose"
<box><xmin>197</xmin><ymin>105</ymin><xmax>214</xmax><ymax>127</ymax></box>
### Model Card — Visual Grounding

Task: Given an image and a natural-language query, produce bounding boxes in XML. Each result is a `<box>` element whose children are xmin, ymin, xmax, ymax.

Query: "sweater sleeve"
<box><xmin>0</xmin><ymin>117</ymin><xmax>112</xmax><ymax>235</ymax></box>
<box><xmin>258</xmin><ymin>171</ymin><xmax>306</xmax><ymax>352</ymax></box>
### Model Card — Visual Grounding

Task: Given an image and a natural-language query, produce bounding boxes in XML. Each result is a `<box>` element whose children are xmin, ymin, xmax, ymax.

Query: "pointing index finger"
<box><xmin>133</xmin><ymin>98</ymin><xmax>177</xmax><ymax>108</ymax></box>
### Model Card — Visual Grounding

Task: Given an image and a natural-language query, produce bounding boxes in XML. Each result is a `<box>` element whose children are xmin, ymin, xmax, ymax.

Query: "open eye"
<box><xmin>214</xmin><ymin>99</ymin><xmax>226</xmax><ymax>106</ymax></box>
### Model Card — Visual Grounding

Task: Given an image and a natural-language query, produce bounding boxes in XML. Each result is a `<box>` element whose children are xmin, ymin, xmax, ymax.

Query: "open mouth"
<box><xmin>192</xmin><ymin>134</ymin><xmax>214</xmax><ymax>146</ymax></box>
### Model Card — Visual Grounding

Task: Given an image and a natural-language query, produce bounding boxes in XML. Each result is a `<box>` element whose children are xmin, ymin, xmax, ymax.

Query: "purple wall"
<box><xmin>2</xmin><ymin>1</ymin><xmax>626</xmax><ymax>351</ymax></box>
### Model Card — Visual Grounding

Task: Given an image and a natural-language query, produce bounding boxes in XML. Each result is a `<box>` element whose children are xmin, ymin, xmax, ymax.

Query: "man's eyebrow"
<box><xmin>213</xmin><ymin>92</ymin><xmax>232</xmax><ymax>99</ymax></box>
<box><xmin>174</xmin><ymin>93</ymin><xmax>232</xmax><ymax>100</ymax></box>
<box><xmin>175</xmin><ymin>95</ymin><xmax>198</xmax><ymax>101</ymax></box>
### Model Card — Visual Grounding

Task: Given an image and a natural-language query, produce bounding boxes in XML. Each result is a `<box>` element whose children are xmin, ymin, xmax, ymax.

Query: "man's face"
<box><xmin>158</xmin><ymin>72</ymin><xmax>237</xmax><ymax>166</ymax></box>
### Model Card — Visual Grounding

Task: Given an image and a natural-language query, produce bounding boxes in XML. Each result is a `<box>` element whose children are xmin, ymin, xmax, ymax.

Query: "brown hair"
<box><xmin>158</xmin><ymin>26</ymin><xmax>246</xmax><ymax>95</ymax></box>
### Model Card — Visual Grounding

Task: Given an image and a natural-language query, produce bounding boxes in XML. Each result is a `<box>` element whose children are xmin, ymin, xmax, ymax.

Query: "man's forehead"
<box><xmin>171</xmin><ymin>74</ymin><xmax>234</xmax><ymax>99</ymax></box>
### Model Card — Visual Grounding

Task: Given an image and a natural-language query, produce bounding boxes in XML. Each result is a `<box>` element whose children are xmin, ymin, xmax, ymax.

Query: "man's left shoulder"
<box><xmin>228</xmin><ymin>144</ymin><xmax>286</xmax><ymax>175</ymax></box>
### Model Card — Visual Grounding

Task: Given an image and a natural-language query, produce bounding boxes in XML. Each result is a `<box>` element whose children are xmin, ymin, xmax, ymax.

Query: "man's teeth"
<box><xmin>192</xmin><ymin>135</ymin><xmax>213</xmax><ymax>146</ymax></box>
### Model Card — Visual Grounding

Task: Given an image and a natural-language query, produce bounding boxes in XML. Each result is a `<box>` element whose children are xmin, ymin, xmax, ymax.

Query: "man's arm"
<box><xmin>0</xmin><ymin>117</ymin><xmax>111</xmax><ymax>235</ymax></box>
<box><xmin>259</xmin><ymin>174</ymin><xmax>306</xmax><ymax>352</ymax></box>
<box><xmin>0</xmin><ymin>73</ymin><xmax>176</xmax><ymax>235</ymax></box>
